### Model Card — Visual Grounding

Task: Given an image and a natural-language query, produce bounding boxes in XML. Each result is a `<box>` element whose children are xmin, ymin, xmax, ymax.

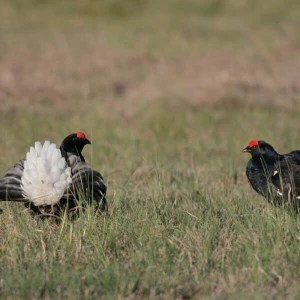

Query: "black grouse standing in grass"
<box><xmin>0</xmin><ymin>132</ymin><xmax>107</xmax><ymax>218</ymax></box>
<box><xmin>243</xmin><ymin>139</ymin><xmax>300</xmax><ymax>206</ymax></box>
<box><xmin>243</xmin><ymin>140</ymin><xmax>279</xmax><ymax>201</ymax></box>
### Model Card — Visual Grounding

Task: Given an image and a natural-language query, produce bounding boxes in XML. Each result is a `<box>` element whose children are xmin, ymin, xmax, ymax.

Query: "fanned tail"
<box><xmin>1</xmin><ymin>144</ymin><xmax>107</xmax><ymax>218</ymax></box>
<box><xmin>20</xmin><ymin>141</ymin><xmax>72</xmax><ymax>206</ymax></box>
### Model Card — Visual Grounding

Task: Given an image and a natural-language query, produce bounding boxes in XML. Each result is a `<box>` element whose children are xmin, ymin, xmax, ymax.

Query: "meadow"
<box><xmin>1</xmin><ymin>0</ymin><xmax>300</xmax><ymax>298</ymax></box>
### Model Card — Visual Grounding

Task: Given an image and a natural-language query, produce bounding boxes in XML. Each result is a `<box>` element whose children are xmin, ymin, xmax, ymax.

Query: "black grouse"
<box><xmin>243</xmin><ymin>139</ymin><xmax>300</xmax><ymax>206</ymax></box>
<box><xmin>0</xmin><ymin>132</ymin><xmax>107</xmax><ymax>217</ymax></box>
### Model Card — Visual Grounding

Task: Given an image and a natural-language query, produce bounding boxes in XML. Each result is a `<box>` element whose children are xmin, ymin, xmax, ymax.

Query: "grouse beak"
<box><xmin>243</xmin><ymin>146</ymin><xmax>251</xmax><ymax>153</ymax></box>
<box><xmin>85</xmin><ymin>139</ymin><xmax>91</xmax><ymax>145</ymax></box>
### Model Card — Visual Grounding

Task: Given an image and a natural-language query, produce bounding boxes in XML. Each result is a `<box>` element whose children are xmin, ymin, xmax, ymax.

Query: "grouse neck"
<box><xmin>253</xmin><ymin>150</ymin><xmax>281</xmax><ymax>162</ymax></box>
<box><xmin>60</xmin><ymin>147</ymin><xmax>86</xmax><ymax>162</ymax></box>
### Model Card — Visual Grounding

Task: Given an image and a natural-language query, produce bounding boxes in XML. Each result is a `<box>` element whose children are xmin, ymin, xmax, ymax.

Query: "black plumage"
<box><xmin>0</xmin><ymin>132</ymin><xmax>107</xmax><ymax>218</ymax></box>
<box><xmin>244</xmin><ymin>139</ymin><xmax>300</xmax><ymax>206</ymax></box>
<box><xmin>271</xmin><ymin>150</ymin><xmax>300</xmax><ymax>204</ymax></box>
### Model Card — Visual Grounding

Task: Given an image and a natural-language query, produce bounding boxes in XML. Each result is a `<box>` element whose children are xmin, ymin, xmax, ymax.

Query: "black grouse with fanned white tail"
<box><xmin>0</xmin><ymin>132</ymin><xmax>107</xmax><ymax>217</ymax></box>
<box><xmin>243</xmin><ymin>139</ymin><xmax>300</xmax><ymax>206</ymax></box>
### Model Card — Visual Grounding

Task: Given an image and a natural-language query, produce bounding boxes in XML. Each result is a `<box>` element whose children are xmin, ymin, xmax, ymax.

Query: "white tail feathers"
<box><xmin>21</xmin><ymin>141</ymin><xmax>72</xmax><ymax>206</ymax></box>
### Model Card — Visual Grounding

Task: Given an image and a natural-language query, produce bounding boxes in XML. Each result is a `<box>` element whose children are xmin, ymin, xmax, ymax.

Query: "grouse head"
<box><xmin>60</xmin><ymin>132</ymin><xmax>91</xmax><ymax>160</ymax></box>
<box><xmin>243</xmin><ymin>140</ymin><xmax>278</xmax><ymax>158</ymax></box>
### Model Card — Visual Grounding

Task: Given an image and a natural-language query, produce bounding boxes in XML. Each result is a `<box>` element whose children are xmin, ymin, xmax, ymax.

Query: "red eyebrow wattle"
<box><xmin>248</xmin><ymin>140</ymin><xmax>258</xmax><ymax>148</ymax></box>
<box><xmin>76</xmin><ymin>132</ymin><xmax>86</xmax><ymax>139</ymax></box>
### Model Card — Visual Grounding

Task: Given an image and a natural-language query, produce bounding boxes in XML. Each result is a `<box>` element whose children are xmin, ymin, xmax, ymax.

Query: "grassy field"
<box><xmin>1</xmin><ymin>0</ymin><xmax>300</xmax><ymax>298</ymax></box>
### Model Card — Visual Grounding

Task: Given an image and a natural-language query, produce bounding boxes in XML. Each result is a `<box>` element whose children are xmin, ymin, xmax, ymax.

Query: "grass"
<box><xmin>1</xmin><ymin>0</ymin><xmax>300</xmax><ymax>298</ymax></box>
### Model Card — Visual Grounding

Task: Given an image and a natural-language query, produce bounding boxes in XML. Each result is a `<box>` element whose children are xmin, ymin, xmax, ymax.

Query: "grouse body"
<box><xmin>244</xmin><ymin>139</ymin><xmax>300</xmax><ymax>205</ymax></box>
<box><xmin>0</xmin><ymin>132</ymin><xmax>107</xmax><ymax>217</ymax></box>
